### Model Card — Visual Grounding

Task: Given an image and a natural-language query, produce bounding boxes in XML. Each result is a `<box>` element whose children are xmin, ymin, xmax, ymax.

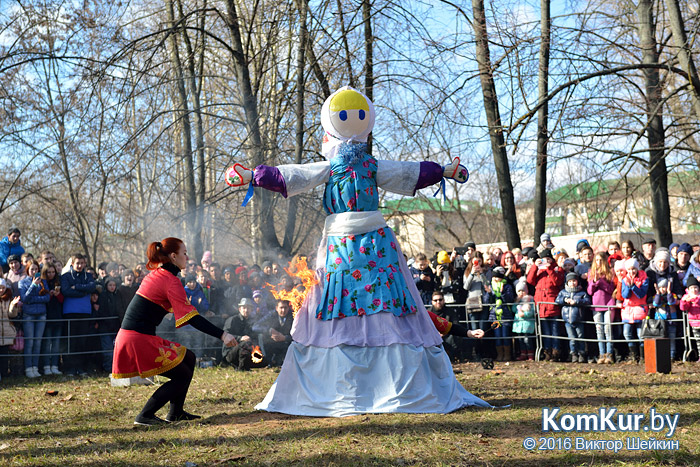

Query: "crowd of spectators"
<box><xmin>3</xmin><ymin>224</ymin><xmax>700</xmax><ymax>382</ymax></box>
<box><xmin>412</xmin><ymin>234</ymin><xmax>700</xmax><ymax>365</ymax></box>
<box><xmin>0</xmin><ymin>228</ymin><xmax>297</xmax><ymax>380</ymax></box>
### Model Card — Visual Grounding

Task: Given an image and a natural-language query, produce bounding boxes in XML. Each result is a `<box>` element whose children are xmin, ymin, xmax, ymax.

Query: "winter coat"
<box><xmin>512</xmin><ymin>295</ymin><xmax>536</xmax><ymax>334</ymax></box>
<box><xmin>60</xmin><ymin>268</ymin><xmax>97</xmax><ymax>315</ymax></box>
<box><xmin>587</xmin><ymin>276</ymin><xmax>616</xmax><ymax>313</ymax></box>
<box><xmin>0</xmin><ymin>236</ymin><xmax>24</xmax><ymax>271</ymax></box>
<box><xmin>684</xmin><ymin>252</ymin><xmax>700</xmax><ymax>286</ymax></box>
<box><xmin>96</xmin><ymin>290</ymin><xmax>123</xmax><ymax>334</ymax></box>
<box><xmin>18</xmin><ymin>276</ymin><xmax>50</xmax><ymax>316</ymax></box>
<box><xmin>185</xmin><ymin>283</ymin><xmax>210</xmax><ymax>313</ymax></box>
<box><xmin>0</xmin><ymin>291</ymin><xmax>18</xmax><ymax>346</ymax></box>
<box><xmin>680</xmin><ymin>294</ymin><xmax>700</xmax><ymax>328</ymax></box>
<box><xmin>410</xmin><ymin>266</ymin><xmax>437</xmax><ymax>305</ymax></box>
<box><xmin>652</xmin><ymin>293</ymin><xmax>678</xmax><ymax>321</ymax></box>
<box><xmin>485</xmin><ymin>279</ymin><xmax>515</xmax><ymax>321</ymax></box>
<box><xmin>620</xmin><ymin>270</ymin><xmax>649</xmax><ymax>323</ymax></box>
<box><xmin>526</xmin><ymin>263</ymin><xmax>565</xmax><ymax>318</ymax></box>
<box><xmin>45</xmin><ymin>276</ymin><xmax>64</xmax><ymax>321</ymax></box>
<box><xmin>463</xmin><ymin>272</ymin><xmax>488</xmax><ymax>314</ymax></box>
<box><xmin>555</xmin><ymin>286</ymin><xmax>591</xmax><ymax>324</ymax></box>
<box><xmin>645</xmin><ymin>262</ymin><xmax>683</xmax><ymax>302</ymax></box>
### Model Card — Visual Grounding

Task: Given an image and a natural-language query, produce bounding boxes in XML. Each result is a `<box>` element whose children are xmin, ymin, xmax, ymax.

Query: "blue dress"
<box><xmin>318</xmin><ymin>144</ymin><xmax>418</xmax><ymax>321</ymax></box>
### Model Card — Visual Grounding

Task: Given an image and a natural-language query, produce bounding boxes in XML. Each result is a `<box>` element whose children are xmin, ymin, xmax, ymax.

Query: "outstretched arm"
<box><xmin>226</xmin><ymin>162</ymin><xmax>331</xmax><ymax>198</ymax></box>
<box><xmin>376</xmin><ymin>157</ymin><xmax>469</xmax><ymax>196</ymax></box>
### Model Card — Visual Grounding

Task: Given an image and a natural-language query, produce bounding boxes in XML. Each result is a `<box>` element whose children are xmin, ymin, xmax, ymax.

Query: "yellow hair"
<box><xmin>329</xmin><ymin>89</ymin><xmax>370</xmax><ymax>112</ymax></box>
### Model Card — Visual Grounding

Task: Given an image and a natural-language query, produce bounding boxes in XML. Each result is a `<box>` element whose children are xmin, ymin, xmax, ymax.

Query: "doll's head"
<box><xmin>321</xmin><ymin>87</ymin><xmax>375</xmax><ymax>158</ymax></box>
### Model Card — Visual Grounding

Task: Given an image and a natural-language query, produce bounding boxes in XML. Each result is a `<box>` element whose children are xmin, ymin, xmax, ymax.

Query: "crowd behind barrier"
<box><xmin>1</xmin><ymin>228</ymin><xmax>700</xmax><ymax>381</ymax></box>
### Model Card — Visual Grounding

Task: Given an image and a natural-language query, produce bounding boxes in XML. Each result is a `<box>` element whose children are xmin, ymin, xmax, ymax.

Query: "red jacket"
<box><xmin>527</xmin><ymin>263</ymin><xmax>565</xmax><ymax>318</ymax></box>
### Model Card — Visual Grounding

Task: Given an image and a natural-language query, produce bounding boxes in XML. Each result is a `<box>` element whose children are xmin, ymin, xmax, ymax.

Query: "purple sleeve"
<box><xmin>416</xmin><ymin>162</ymin><xmax>444</xmax><ymax>191</ymax></box>
<box><xmin>252</xmin><ymin>165</ymin><xmax>288</xmax><ymax>198</ymax></box>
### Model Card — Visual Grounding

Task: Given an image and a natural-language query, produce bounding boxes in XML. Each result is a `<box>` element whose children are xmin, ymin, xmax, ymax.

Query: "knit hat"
<box><xmin>437</xmin><ymin>251</ymin><xmax>451</xmax><ymax>265</ymax></box>
<box><xmin>563</xmin><ymin>258</ymin><xmax>576</xmax><ymax>270</ymax></box>
<box><xmin>624</xmin><ymin>258</ymin><xmax>639</xmax><ymax>270</ymax></box>
<box><xmin>654</xmin><ymin>249</ymin><xmax>671</xmax><ymax>263</ymax></box>
<box><xmin>235</xmin><ymin>266</ymin><xmax>247</xmax><ymax>275</ymax></box>
<box><xmin>527</xmin><ymin>249</ymin><xmax>540</xmax><ymax>260</ymax></box>
<box><xmin>252</xmin><ymin>289</ymin><xmax>263</xmax><ymax>299</ymax></box>
<box><xmin>657</xmin><ymin>278</ymin><xmax>669</xmax><ymax>289</ymax></box>
<box><xmin>669</xmin><ymin>242</ymin><xmax>680</xmax><ymax>251</ymax></box>
<box><xmin>492</xmin><ymin>266</ymin><xmax>506</xmax><ymax>279</ymax></box>
<box><xmin>576</xmin><ymin>239</ymin><xmax>590</xmax><ymax>252</ymax></box>
<box><xmin>540</xmin><ymin>233</ymin><xmax>551</xmax><ymax>243</ymax></box>
<box><xmin>614</xmin><ymin>259</ymin><xmax>626</xmax><ymax>271</ymax></box>
<box><xmin>262</xmin><ymin>260</ymin><xmax>272</xmax><ymax>269</ymax></box>
<box><xmin>464</xmin><ymin>241</ymin><xmax>476</xmax><ymax>250</ymax></box>
<box><xmin>678</xmin><ymin>243</ymin><xmax>693</xmax><ymax>255</ymax></box>
<box><xmin>0</xmin><ymin>278</ymin><xmax>6</xmax><ymax>288</ymax></box>
<box><xmin>608</xmin><ymin>252</ymin><xmax>623</xmax><ymax>266</ymax></box>
<box><xmin>566</xmin><ymin>272</ymin><xmax>579</xmax><ymax>283</ymax></box>
<box><xmin>201</xmin><ymin>250</ymin><xmax>212</xmax><ymax>264</ymax></box>
<box><xmin>539</xmin><ymin>248</ymin><xmax>553</xmax><ymax>259</ymax></box>
<box><xmin>105</xmin><ymin>261</ymin><xmax>119</xmax><ymax>273</ymax></box>
<box><xmin>184</xmin><ymin>274</ymin><xmax>197</xmax><ymax>284</ymax></box>
<box><xmin>515</xmin><ymin>279</ymin><xmax>528</xmax><ymax>293</ymax></box>
<box><xmin>687</xmin><ymin>274</ymin><xmax>699</xmax><ymax>288</ymax></box>
<box><xmin>7</xmin><ymin>254</ymin><xmax>20</xmax><ymax>263</ymax></box>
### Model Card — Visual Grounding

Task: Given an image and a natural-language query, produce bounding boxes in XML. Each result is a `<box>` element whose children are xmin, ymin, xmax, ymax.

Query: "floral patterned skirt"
<box><xmin>112</xmin><ymin>329</ymin><xmax>187</xmax><ymax>378</ymax></box>
<box><xmin>317</xmin><ymin>226</ymin><xmax>420</xmax><ymax>320</ymax></box>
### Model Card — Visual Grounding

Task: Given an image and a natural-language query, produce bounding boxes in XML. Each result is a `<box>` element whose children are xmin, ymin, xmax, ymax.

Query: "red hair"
<box><xmin>146</xmin><ymin>237</ymin><xmax>184</xmax><ymax>270</ymax></box>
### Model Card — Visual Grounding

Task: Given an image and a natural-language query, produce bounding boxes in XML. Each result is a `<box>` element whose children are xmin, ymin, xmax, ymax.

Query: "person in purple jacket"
<box><xmin>587</xmin><ymin>251</ymin><xmax>617</xmax><ymax>364</ymax></box>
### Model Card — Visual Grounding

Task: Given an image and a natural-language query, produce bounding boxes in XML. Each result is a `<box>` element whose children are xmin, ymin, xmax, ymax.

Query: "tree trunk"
<box><xmin>636</xmin><ymin>0</ymin><xmax>672</xmax><ymax>246</ymax></box>
<box><xmin>166</xmin><ymin>0</ymin><xmax>198</xmax><ymax>253</ymax></box>
<box><xmin>534</xmin><ymin>0</ymin><xmax>550</xmax><ymax>244</ymax></box>
<box><xmin>178</xmin><ymin>0</ymin><xmax>206</xmax><ymax>260</ymax></box>
<box><xmin>362</xmin><ymin>0</ymin><xmax>373</xmax><ymax>154</ymax></box>
<box><xmin>224</xmin><ymin>0</ymin><xmax>281</xmax><ymax>257</ymax></box>
<box><xmin>336</xmin><ymin>0</ymin><xmax>355</xmax><ymax>88</ymax></box>
<box><xmin>284</xmin><ymin>0</ymin><xmax>308</xmax><ymax>254</ymax></box>
<box><xmin>666</xmin><ymin>0</ymin><xmax>700</xmax><ymax>119</ymax></box>
<box><xmin>471</xmin><ymin>0</ymin><xmax>521</xmax><ymax>249</ymax></box>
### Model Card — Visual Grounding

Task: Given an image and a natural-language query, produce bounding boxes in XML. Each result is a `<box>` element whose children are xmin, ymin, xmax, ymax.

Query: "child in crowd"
<box><xmin>527</xmin><ymin>249</ymin><xmax>565</xmax><ymax>361</ymax></box>
<box><xmin>680</xmin><ymin>275</ymin><xmax>700</xmax><ymax>359</ymax></box>
<box><xmin>513</xmin><ymin>278</ymin><xmax>535</xmax><ymax>361</ymax></box>
<box><xmin>96</xmin><ymin>278</ymin><xmax>121</xmax><ymax>373</ymax></box>
<box><xmin>486</xmin><ymin>267</ymin><xmax>515</xmax><ymax>361</ymax></box>
<box><xmin>556</xmin><ymin>272</ymin><xmax>591</xmax><ymax>363</ymax></box>
<box><xmin>652</xmin><ymin>278</ymin><xmax>679</xmax><ymax>360</ymax></box>
<box><xmin>620</xmin><ymin>258</ymin><xmax>649</xmax><ymax>363</ymax></box>
<box><xmin>463</xmin><ymin>254</ymin><xmax>489</xmax><ymax>358</ymax></box>
<box><xmin>410</xmin><ymin>253</ymin><xmax>437</xmax><ymax>305</ymax></box>
<box><xmin>0</xmin><ymin>279</ymin><xmax>20</xmax><ymax>380</ymax></box>
<box><xmin>587</xmin><ymin>251</ymin><xmax>616</xmax><ymax>364</ymax></box>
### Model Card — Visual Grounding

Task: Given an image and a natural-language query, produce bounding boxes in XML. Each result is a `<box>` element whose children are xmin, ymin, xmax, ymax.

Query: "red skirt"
<box><xmin>112</xmin><ymin>329</ymin><xmax>187</xmax><ymax>379</ymax></box>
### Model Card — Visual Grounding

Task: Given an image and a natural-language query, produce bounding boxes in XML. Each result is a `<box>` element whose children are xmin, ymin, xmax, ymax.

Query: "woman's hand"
<box><xmin>467</xmin><ymin>329</ymin><xmax>484</xmax><ymax>339</ymax></box>
<box><xmin>221</xmin><ymin>332</ymin><xmax>238</xmax><ymax>348</ymax></box>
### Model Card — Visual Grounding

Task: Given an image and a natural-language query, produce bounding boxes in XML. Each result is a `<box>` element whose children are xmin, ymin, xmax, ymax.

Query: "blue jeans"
<box><xmin>40</xmin><ymin>320</ymin><xmax>63</xmax><ymax>368</ymax></box>
<box><xmin>593</xmin><ymin>311</ymin><xmax>613</xmax><ymax>355</ymax></box>
<box><xmin>516</xmin><ymin>333</ymin><xmax>534</xmax><ymax>351</ymax></box>
<box><xmin>564</xmin><ymin>321</ymin><xmax>585</xmax><ymax>354</ymax></box>
<box><xmin>540</xmin><ymin>318</ymin><xmax>560</xmax><ymax>350</ymax></box>
<box><xmin>23</xmin><ymin>314</ymin><xmax>46</xmax><ymax>369</ymax></box>
<box><xmin>493</xmin><ymin>321</ymin><xmax>512</xmax><ymax>347</ymax></box>
<box><xmin>99</xmin><ymin>334</ymin><xmax>115</xmax><ymax>372</ymax></box>
<box><xmin>623</xmin><ymin>322</ymin><xmax>643</xmax><ymax>349</ymax></box>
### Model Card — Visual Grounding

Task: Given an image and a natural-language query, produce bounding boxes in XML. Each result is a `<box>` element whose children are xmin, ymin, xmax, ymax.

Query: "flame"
<box><xmin>266</xmin><ymin>255</ymin><xmax>319</xmax><ymax>318</ymax></box>
<box><xmin>251</xmin><ymin>345</ymin><xmax>264</xmax><ymax>364</ymax></box>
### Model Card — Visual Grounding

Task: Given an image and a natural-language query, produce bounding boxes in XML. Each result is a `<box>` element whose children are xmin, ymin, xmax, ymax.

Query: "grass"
<box><xmin>1</xmin><ymin>360</ymin><xmax>699</xmax><ymax>466</ymax></box>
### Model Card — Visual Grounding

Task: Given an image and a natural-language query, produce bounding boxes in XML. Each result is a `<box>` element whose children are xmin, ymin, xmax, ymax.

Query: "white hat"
<box><xmin>624</xmin><ymin>258</ymin><xmax>639</xmax><ymax>270</ymax></box>
<box><xmin>0</xmin><ymin>278</ymin><xmax>6</xmax><ymax>288</ymax></box>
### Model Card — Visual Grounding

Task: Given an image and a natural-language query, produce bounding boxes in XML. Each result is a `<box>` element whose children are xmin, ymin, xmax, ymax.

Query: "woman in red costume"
<box><xmin>112</xmin><ymin>238</ymin><xmax>237</xmax><ymax>425</ymax></box>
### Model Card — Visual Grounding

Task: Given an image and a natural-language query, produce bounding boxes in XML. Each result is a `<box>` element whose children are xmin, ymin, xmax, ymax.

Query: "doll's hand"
<box><xmin>443</xmin><ymin>157</ymin><xmax>469</xmax><ymax>183</ymax></box>
<box><xmin>468</xmin><ymin>329</ymin><xmax>484</xmax><ymax>339</ymax></box>
<box><xmin>225</xmin><ymin>163</ymin><xmax>253</xmax><ymax>187</ymax></box>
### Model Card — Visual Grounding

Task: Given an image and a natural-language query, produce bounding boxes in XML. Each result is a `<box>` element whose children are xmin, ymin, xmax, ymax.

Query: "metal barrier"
<box><xmin>1</xmin><ymin>301</ymin><xmax>697</xmax><ymax>376</ymax></box>
<box><xmin>436</xmin><ymin>301</ymin><xmax>694</xmax><ymax>363</ymax></box>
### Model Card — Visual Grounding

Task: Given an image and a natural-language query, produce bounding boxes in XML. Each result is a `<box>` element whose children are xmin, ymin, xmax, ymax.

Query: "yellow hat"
<box><xmin>437</xmin><ymin>251</ymin><xmax>451</xmax><ymax>265</ymax></box>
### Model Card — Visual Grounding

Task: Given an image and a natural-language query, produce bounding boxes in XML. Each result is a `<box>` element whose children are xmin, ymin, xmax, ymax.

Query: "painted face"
<box><xmin>328</xmin><ymin>89</ymin><xmax>371</xmax><ymax>138</ymax></box>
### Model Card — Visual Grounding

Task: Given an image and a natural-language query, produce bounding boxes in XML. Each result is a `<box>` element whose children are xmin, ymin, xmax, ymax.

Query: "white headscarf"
<box><xmin>321</xmin><ymin>86</ymin><xmax>375</xmax><ymax>160</ymax></box>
